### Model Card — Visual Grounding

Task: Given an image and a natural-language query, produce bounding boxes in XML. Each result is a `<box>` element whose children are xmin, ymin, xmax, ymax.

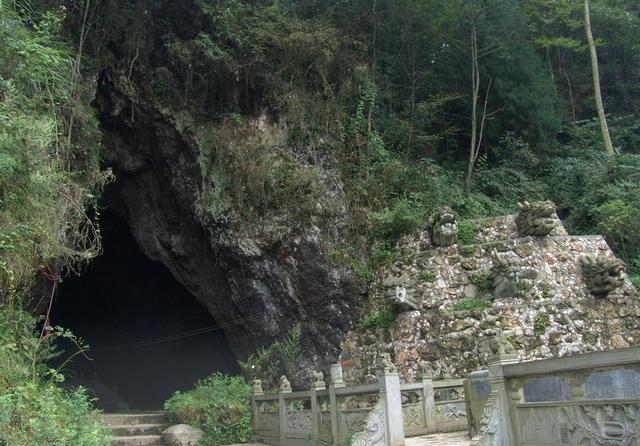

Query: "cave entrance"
<box><xmin>50</xmin><ymin>209</ymin><xmax>238</xmax><ymax>412</ymax></box>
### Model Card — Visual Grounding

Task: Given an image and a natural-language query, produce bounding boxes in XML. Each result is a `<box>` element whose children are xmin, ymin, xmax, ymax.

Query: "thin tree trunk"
<box><xmin>464</xmin><ymin>0</ymin><xmax>480</xmax><ymax>194</ymax></box>
<box><xmin>547</xmin><ymin>48</ymin><xmax>557</xmax><ymax>97</ymax></box>
<box><xmin>408</xmin><ymin>39</ymin><xmax>416</xmax><ymax>152</ymax></box>
<box><xmin>558</xmin><ymin>47</ymin><xmax>576</xmax><ymax>123</ymax></box>
<box><xmin>367</xmin><ymin>0</ymin><xmax>377</xmax><ymax>133</ymax></box>
<box><xmin>584</xmin><ymin>0</ymin><xmax>614</xmax><ymax>156</ymax></box>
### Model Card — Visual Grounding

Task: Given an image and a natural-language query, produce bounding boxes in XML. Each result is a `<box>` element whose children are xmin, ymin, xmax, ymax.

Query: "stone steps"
<box><xmin>111</xmin><ymin>424</ymin><xmax>166</xmax><ymax>436</ymax></box>
<box><xmin>110</xmin><ymin>435</ymin><xmax>165</xmax><ymax>446</ymax></box>
<box><xmin>100</xmin><ymin>412</ymin><xmax>169</xmax><ymax>446</ymax></box>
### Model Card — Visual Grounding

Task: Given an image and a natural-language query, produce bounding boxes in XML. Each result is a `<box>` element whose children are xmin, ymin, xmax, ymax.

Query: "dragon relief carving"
<box><xmin>436</xmin><ymin>403</ymin><xmax>467</xmax><ymax>420</ymax></box>
<box><xmin>470</xmin><ymin>388</ymin><xmax>508</xmax><ymax>446</ymax></box>
<box><xmin>350</xmin><ymin>401</ymin><xmax>386</xmax><ymax>446</ymax></box>
<box><xmin>515</xmin><ymin>200</ymin><xmax>559</xmax><ymax>236</ymax></box>
<box><xmin>402</xmin><ymin>405</ymin><xmax>425</xmax><ymax>429</ymax></box>
<box><xmin>429</xmin><ymin>206</ymin><xmax>459</xmax><ymax>247</ymax></box>
<box><xmin>580</xmin><ymin>256</ymin><xmax>626</xmax><ymax>298</ymax></box>
<box><xmin>561</xmin><ymin>404</ymin><xmax>639</xmax><ymax>445</ymax></box>
<box><xmin>287</xmin><ymin>410</ymin><xmax>313</xmax><ymax>434</ymax></box>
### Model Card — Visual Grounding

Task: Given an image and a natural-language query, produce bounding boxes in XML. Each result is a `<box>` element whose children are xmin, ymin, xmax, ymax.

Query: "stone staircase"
<box><xmin>100</xmin><ymin>412</ymin><xmax>170</xmax><ymax>446</ymax></box>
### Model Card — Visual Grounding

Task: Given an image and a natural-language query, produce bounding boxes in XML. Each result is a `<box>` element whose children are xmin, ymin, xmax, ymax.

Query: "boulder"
<box><xmin>162</xmin><ymin>424</ymin><xmax>204</xmax><ymax>446</ymax></box>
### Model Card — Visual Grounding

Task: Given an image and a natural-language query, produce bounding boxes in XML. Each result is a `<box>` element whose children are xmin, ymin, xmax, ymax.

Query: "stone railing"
<box><xmin>252</xmin><ymin>364</ymin><xmax>468</xmax><ymax>446</ymax></box>
<box><xmin>467</xmin><ymin>346</ymin><xmax>640</xmax><ymax>446</ymax></box>
<box><xmin>400</xmin><ymin>378</ymin><xmax>467</xmax><ymax>436</ymax></box>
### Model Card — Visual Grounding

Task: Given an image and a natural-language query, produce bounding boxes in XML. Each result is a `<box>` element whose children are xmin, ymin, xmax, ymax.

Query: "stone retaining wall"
<box><xmin>341</xmin><ymin>215</ymin><xmax>640</xmax><ymax>383</ymax></box>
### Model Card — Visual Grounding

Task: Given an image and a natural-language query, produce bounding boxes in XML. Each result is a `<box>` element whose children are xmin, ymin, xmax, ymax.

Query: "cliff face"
<box><xmin>341</xmin><ymin>215</ymin><xmax>640</xmax><ymax>383</ymax></box>
<box><xmin>87</xmin><ymin>2</ymin><xmax>365</xmax><ymax>377</ymax></box>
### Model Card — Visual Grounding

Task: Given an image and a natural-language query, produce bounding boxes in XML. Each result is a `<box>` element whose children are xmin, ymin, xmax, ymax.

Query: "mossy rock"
<box><xmin>461</xmin><ymin>260</ymin><xmax>479</xmax><ymax>271</ymax></box>
<box><xmin>459</xmin><ymin>245</ymin><xmax>477</xmax><ymax>257</ymax></box>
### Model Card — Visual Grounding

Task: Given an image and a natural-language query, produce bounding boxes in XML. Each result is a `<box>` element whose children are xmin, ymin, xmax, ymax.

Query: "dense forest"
<box><xmin>1</xmin><ymin>0</ymin><xmax>640</xmax><ymax>444</ymax></box>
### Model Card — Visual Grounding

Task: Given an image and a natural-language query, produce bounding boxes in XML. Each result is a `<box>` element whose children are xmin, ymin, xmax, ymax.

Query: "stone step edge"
<box><xmin>100</xmin><ymin>413</ymin><xmax>169</xmax><ymax>422</ymax></box>
<box><xmin>109</xmin><ymin>423</ymin><xmax>167</xmax><ymax>433</ymax></box>
<box><xmin>110</xmin><ymin>434</ymin><xmax>163</xmax><ymax>445</ymax></box>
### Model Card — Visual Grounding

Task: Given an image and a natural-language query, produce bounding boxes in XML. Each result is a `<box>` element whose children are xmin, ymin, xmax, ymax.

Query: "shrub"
<box><xmin>419</xmin><ymin>270</ymin><xmax>437</xmax><ymax>283</ymax></box>
<box><xmin>358</xmin><ymin>308</ymin><xmax>399</xmax><ymax>331</ymax></box>
<box><xmin>457</xmin><ymin>222</ymin><xmax>478</xmax><ymax>245</ymax></box>
<box><xmin>0</xmin><ymin>382</ymin><xmax>110</xmax><ymax>446</ymax></box>
<box><xmin>0</xmin><ymin>307</ymin><xmax>110</xmax><ymax>446</ymax></box>
<box><xmin>368</xmin><ymin>199</ymin><xmax>425</xmax><ymax>241</ymax></box>
<box><xmin>237</xmin><ymin>324</ymin><xmax>302</xmax><ymax>388</ymax></box>
<box><xmin>165</xmin><ymin>373</ymin><xmax>252</xmax><ymax>446</ymax></box>
<box><xmin>534</xmin><ymin>313</ymin><xmax>550</xmax><ymax>336</ymax></box>
<box><xmin>0</xmin><ymin>3</ymin><xmax>106</xmax><ymax>301</ymax></box>
<box><xmin>470</xmin><ymin>270</ymin><xmax>494</xmax><ymax>295</ymax></box>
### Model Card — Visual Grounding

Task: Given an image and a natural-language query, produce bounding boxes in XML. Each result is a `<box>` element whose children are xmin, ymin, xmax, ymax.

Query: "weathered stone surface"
<box><xmin>341</xmin><ymin>215</ymin><xmax>640</xmax><ymax>383</ymax></box>
<box><xmin>515</xmin><ymin>200</ymin><xmax>559</xmax><ymax>236</ymax></box>
<box><xmin>162</xmin><ymin>424</ymin><xmax>204</xmax><ymax>446</ymax></box>
<box><xmin>95</xmin><ymin>67</ymin><xmax>365</xmax><ymax>384</ymax></box>
<box><xmin>580</xmin><ymin>255</ymin><xmax>626</xmax><ymax>297</ymax></box>
<box><xmin>429</xmin><ymin>207</ymin><xmax>458</xmax><ymax>247</ymax></box>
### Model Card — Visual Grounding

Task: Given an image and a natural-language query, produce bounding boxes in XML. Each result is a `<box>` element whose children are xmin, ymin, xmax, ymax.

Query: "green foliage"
<box><xmin>419</xmin><ymin>270</ymin><xmax>437</xmax><ymax>283</ymax></box>
<box><xmin>162</xmin><ymin>0</ymin><xmax>349</xmax><ymax>114</ymax></box>
<box><xmin>457</xmin><ymin>222</ymin><xmax>479</xmax><ymax>245</ymax></box>
<box><xmin>368</xmin><ymin>199</ymin><xmax>425</xmax><ymax>241</ymax></box>
<box><xmin>0</xmin><ymin>5</ymin><xmax>108</xmax><ymax>445</ymax></box>
<box><xmin>0</xmin><ymin>307</ymin><xmax>109</xmax><ymax>446</ymax></box>
<box><xmin>630</xmin><ymin>256</ymin><xmax>640</xmax><ymax>290</ymax></box>
<box><xmin>329</xmin><ymin>246</ymin><xmax>373</xmax><ymax>281</ymax></box>
<box><xmin>196</xmin><ymin>120</ymin><xmax>321</xmax><ymax>225</ymax></box>
<box><xmin>0</xmin><ymin>2</ymin><xmax>106</xmax><ymax>299</ymax></box>
<box><xmin>517</xmin><ymin>280</ymin><xmax>534</xmax><ymax>296</ymax></box>
<box><xmin>460</xmin><ymin>245</ymin><xmax>477</xmax><ymax>257</ymax></box>
<box><xmin>470</xmin><ymin>270</ymin><xmax>494</xmax><ymax>297</ymax></box>
<box><xmin>534</xmin><ymin>313</ymin><xmax>550</xmax><ymax>336</ymax></box>
<box><xmin>238</xmin><ymin>324</ymin><xmax>302</xmax><ymax>388</ymax></box>
<box><xmin>165</xmin><ymin>373</ymin><xmax>251</xmax><ymax>446</ymax></box>
<box><xmin>453</xmin><ymin>299</ymin><xmax>491</xmax><ymax>312</ymax></box>
<box><xmin>358</xmin><ymin>308</ymin><xmax>399</xmax><ymax>331</ymax></box>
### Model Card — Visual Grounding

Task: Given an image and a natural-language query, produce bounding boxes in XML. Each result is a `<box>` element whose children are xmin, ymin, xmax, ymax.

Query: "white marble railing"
<box><xmin>467</xmin><ymin>346</ymin><xmax>640</xmax><ymax>446</ymax></box>
<box><xmin>252</xmin><ymin>364</ymin><xmax>467</xmax><ymax>446</ymax></box>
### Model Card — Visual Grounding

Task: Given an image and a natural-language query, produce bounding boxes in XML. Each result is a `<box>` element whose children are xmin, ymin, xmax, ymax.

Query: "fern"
<box><xmin>277</xmin><ymin>323</ymin><xmax>301</xmax><ymax>371</ymax></box>
<box><xmin>237</xmin><ymin>324</ymin><xmax>302</xmax><ymax>389</ymax></box>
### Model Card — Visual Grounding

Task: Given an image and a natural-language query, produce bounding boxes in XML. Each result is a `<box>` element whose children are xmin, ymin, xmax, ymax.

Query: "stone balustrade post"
<box><xmin>328</xmin><ymin>363</ymin><xmax>345</xmax><ymax>446</ymax></box>
<box><xmin>420</xmin><ymin>374</ymin><xmax>437</xmax><ymax>433</ymax></box>
<box><xmin>486</xmin><ymin>348</ymin><xmax>519</xmax><ymax>446</ymax></box>
<box><xmin>379</xmin><ymin>371</ymin><xmax>405</xmax><ymax>446</ymax></box>
<box><xmin>251</xmin><ymin>379</ymin><xmax>264</xmax><ymax>435</ymax></box>
<box><xmin>310</xmin><ymin>371</ymin><xmax>326</xmax><ymax>441</ymax></box>
<box><xmin>278</xmin><ymin>376</ymin><xmax>292</xmax><ymax>441</ymax></box>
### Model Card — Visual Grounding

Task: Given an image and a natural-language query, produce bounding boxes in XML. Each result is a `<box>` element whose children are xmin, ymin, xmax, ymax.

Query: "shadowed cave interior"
<box><xmin>50</xmin><ymin>209</ymin><xmax>239</xmax><ymax>412</ymax></box>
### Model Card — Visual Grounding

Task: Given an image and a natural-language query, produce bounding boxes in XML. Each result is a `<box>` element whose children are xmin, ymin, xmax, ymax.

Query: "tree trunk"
<box><xmin>464</xmin><ymin>0</ymin><xmax>480</xmax><ymax>195</ymax></box>
<box><xmin>367</xmin><ymin>0</ymin><xmax>377</xmax><ymax>133</ymax></box>
<box><xmin>584</xmin><ymin>0</ymin><xmax>614</xmax><ymax>156</ymax></box>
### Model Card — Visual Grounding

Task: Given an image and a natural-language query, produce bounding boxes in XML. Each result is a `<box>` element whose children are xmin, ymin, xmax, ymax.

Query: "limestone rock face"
<box><xmin>93</xmin><ymin>59</ymin><xmax>364</xmax><ymax>380</ymax></box>
<box><xmin>162</xmin><ymin>424</ymin><xmax>204</xmax><ymax>446</ymax></box>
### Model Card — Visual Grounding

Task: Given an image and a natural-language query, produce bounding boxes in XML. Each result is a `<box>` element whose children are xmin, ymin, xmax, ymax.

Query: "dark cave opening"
<box><xmin>50</xmin><ymin>209</ymin><xmax>238</xmax><ymax>412</ymax></box>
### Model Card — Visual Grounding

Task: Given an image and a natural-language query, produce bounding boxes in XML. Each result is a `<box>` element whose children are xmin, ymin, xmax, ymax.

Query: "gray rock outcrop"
<box><xmin>162</xmin><ymin>424</ymin><xmax>204</xmax><ymax>446</ymax></box>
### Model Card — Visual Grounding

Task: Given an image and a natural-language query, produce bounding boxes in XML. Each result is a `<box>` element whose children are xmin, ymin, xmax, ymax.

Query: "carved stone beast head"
<box><xmin>580</xmin><ymin>255</ymin><xmax>626</xmax><ymax>298</ymax></box>
<box><xmin>515</xmin><ymin>200</ymin><xmax>559</xmax><ymax>236</ymax></box>
<box><xmin>430</xmin><ymin>206</ymin><xmax>458</xmax><ymax>247</ymax></box>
